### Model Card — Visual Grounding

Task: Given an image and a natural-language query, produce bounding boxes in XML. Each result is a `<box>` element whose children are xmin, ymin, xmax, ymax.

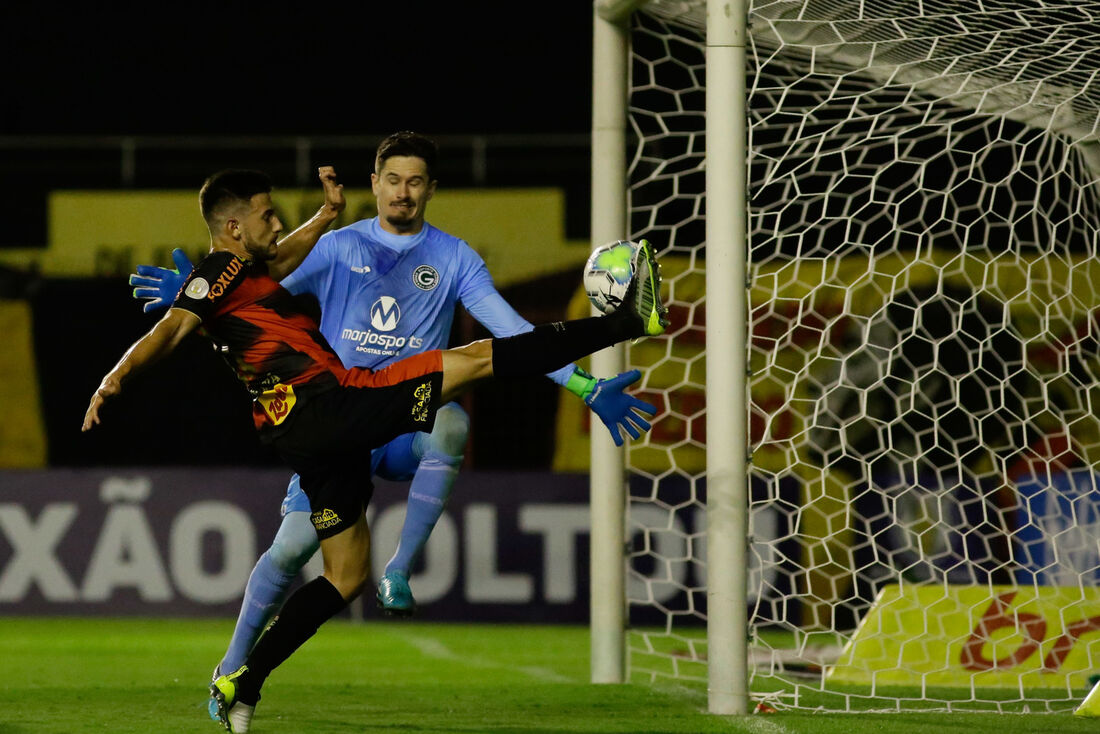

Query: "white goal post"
<box><xmin>590</xmin><ymin>0</ymin><xmax>749</xmax><ymax>714</ymax></box>
<box><xmin>591</xmin><ymin>0</ymin><xmax>1100</xmax><ymax>716</ymax></box>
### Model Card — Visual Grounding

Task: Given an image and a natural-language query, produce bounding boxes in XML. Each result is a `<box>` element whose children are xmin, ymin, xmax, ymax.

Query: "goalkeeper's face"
<box><xmin>372</xmin><ymin>155</ymin><xmax>437</xmax><ymax>235</ymax></box>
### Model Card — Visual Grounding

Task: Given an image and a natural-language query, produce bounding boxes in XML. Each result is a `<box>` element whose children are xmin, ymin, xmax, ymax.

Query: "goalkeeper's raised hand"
<box><xmin>585</xmin><ymin>369</ymin><xmax>658</xmax><ymax>446</ymax></box>
<box><xmin>129</xmin><ymin>248</ymin><xmax>194</xmax><ymax>313</ymax></box>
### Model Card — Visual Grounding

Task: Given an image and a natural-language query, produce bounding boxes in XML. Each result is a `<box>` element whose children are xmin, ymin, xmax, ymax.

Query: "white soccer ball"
<box><xmin>584</xmin><ymin>239</ymin><xmax>639</xmax><ymax>315</ymax></box>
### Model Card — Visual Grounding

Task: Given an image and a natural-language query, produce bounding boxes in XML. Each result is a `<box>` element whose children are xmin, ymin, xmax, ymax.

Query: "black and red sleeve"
<box><xmin>170</xmin><ymin>252</ymin><xmax>248</xmax><ymax>323</ymax></box>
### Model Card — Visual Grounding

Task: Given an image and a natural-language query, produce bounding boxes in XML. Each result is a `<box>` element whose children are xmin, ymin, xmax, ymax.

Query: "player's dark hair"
<box><xmin>375</xmin><ymin>131</ymin><xmax>438</xmax><ymax>180</ymax></box>
<box><xmin>199</xmin><ymin>169</ymin><xmax>273</xmax><ymax>224</ymax></box>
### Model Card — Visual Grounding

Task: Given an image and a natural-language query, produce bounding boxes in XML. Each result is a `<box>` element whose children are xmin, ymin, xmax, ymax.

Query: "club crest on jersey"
<box><xmin>413</xmin><ymin>265</ymin><xmax>439</xmax><ymax>291</ymax></box>
<box><xmin>370</xmin><ymin>296</ymin><xmax>401</xmax><ymax>332</ymax></box>
<box><xmin>184</xmin><ymin>277</ymin><xmax>210</xmax><ymax>299</ymax></box>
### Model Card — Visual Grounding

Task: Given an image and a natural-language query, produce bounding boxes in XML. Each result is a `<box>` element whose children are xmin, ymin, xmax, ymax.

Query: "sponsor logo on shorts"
<box><xmin>351</xmin><ymin>265</ymin><xmax>371</xmax><ymax>274</ymax></box>
<box><xmin>370</xmin><ymin>296</ymin><xmax>401</xmax><ymax>331</ymax></box>
<box><xmin>413</xmin><ymin>265</ymin><xmax>439</xmax><ymax>291</ymax></box>
<box><xmin>208</xmin><ymin>257</ymin><xmax>244</xmax><ymax>300</ymax></box>
<box><xmin>412</xmin><ymin>381</ymin><xmax>432</xmax><ymax>422</ymax></box>
<box><xmin>184</xmin><ymin>277</ymin><xmax>210</xmax><ymax>299</ymax></box>
<box><xmin>257</xmin><ymin>383</ymin><xmax>296</xmax><ymax>425</ymax></box>
<box><xmin>311</xmin><ymin>508</ymin><xmax>341</xmax><ymax>530</ymax></box>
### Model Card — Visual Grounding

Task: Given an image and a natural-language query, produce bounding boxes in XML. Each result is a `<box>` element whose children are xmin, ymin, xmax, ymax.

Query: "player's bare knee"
<box><xmin>445</xmin><ymin>339</ymin><xmax>492</xmax><ymax>369</ymax></box>
<box><xmin>440</xmin><ymin>340</ymin><xmax>494</xmax><ymax>400</ymax></box>
<box><xmin>325</xmin><ymin>562</ymin><xmax>371</xmax><ymax>600</ymax></box>
<box><xmin>470</xmin><ymin>340</ymin><xmax>495</xmax><ymax>377</ymax></box>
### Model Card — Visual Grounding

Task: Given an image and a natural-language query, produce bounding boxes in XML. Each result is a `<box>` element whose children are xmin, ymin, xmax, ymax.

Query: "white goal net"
<box><xmin>623</xmin><ymin>0</ymin><xmax>1100</xmax><ymax>713</ymax></box>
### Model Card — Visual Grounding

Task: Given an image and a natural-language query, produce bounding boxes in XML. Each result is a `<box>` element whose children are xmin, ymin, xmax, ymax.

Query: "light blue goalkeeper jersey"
<box><xmin>280</xmin><ymin>217</ymin><xmax>573</xmax><ymax>385</ymax></box>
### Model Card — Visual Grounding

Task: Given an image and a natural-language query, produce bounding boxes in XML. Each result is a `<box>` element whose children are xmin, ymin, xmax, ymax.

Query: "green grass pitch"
<box><xmin>0</xmin><ymin>617</ymin><xmax>1096</xmax><ymax>733</ymax></box>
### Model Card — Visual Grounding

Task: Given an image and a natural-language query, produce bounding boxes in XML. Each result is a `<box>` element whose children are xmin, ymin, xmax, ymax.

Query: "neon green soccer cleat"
<box><xmin>210</xmin><ymin>665</ymin><xmax>256</xmax><ymax>733</ymax></box>
<box><xmin>624</xmin><ymin>238</ymin><xmax>669</xmax><ymax>338</ymax></box>
<box><xmin>376</xmin><ymin>571</ymin><xmax>417</xmax><ymax>617</ymax></box>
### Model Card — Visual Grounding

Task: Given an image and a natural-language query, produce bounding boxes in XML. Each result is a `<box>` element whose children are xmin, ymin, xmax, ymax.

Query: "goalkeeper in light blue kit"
<box><xmin>130</xmin><ymin>131</ymin><xmax>655</xmax><ymax>718</ymax></box>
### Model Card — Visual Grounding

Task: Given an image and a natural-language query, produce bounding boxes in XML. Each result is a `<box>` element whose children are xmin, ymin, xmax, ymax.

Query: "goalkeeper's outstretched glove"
<box><xmin>567</xmin><ymin>367</ymin><xmax>657</xmax><ymax>446</ymax></box>
<box><xmin>129</xmin><ymin>248</ymin><xmax>194</xmax><ymax>313</ymax></box>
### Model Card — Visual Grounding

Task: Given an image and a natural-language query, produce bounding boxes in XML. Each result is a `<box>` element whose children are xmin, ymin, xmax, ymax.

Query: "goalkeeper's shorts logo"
<box><xmin>412</xmin><ymin>381</ymin><xmax>432</xmax><ymax>422</ymax></box>
<box><xmin>310</xmin><ymin>508</ymin><xmax>341</xmax><ymax>531</ymax></box>
<box><xmin>257</xmin><ymin>383</ymin><xmax>296</xmax><ymax>425</ymax></box>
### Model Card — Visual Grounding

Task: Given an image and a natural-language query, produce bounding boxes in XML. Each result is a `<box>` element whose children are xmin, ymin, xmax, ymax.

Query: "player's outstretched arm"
<box><xmin>268</xmin><ymin>166</ymin><xmax>345</xmax><ymax>282</ymax></box>
<box><xmin>81</xmin><ymin>308</ymin><xmax>201</xmax><ymax>431</ymax></box>
<box><xmin>129</xmin><ymin>248</ymin><xmax>194</xmax><ymax>314</ymax></box>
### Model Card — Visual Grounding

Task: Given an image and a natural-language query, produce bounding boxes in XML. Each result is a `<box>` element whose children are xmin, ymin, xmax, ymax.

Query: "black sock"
<box><xmin>236</xmin><ymin>576</ymin><xmax>347</xmax><ymax>704</ymax></box>
<box><xmin>491</xmin><ymin>311</ymin><xmax>638</xmax><ymax>379</ymax></box>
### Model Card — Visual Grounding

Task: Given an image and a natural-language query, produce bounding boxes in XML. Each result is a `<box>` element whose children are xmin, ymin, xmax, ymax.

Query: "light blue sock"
<box><xmin>220</xmin><ymin>511</ymin><xmax>318</xmax><ymax>673</ymax></box>
<box><xmin>384</xmin><ymin>404</ymin><xmax>467</xmax><ymax>578</ymax></box>
<box><xmin>384</xmin><ymin>461</ymin><xmax>460</xmax><ymax>577</ymax></box>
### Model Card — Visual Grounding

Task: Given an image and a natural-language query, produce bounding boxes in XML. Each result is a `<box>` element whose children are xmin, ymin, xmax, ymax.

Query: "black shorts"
<box><xmin>266</xmin><ymin>351</ymin><xmax>444</xmax><ymax>539</ymax></box>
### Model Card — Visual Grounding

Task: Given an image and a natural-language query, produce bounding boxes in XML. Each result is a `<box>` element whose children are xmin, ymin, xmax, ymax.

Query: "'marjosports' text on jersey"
<box><xmin>281</xmin><ymin>218</ymin><xmax>501</xmax><ymax>369</ymax></box>
<box><xmin>172</xmin><ymin>251</ymin><xmax>347</xmax><ymax>429</ymax></box>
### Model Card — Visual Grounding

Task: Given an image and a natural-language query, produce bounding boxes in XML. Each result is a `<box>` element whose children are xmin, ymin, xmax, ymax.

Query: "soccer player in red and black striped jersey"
<box><xmin>82</xmin><ymin>166</ymin><xmax>668</xmax><ymax>733</ymax></box>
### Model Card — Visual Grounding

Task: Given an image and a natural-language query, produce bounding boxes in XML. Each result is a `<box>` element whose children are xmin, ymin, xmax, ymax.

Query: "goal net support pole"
<box><xmin>705</xmin><ymin>0</ymin><xmax>749</xmax><ymax>716</ymax></box>
<box><xmin>590</xmin><ymin>0</ymin><xmax>632</xmax><ymax>685</ymax></box>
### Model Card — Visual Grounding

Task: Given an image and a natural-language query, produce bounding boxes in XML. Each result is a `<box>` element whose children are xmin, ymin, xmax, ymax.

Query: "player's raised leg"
<box><xmin>438</xmin><ymin>237</ymin><xmax>668</xmax><ymax>401</ymax></box>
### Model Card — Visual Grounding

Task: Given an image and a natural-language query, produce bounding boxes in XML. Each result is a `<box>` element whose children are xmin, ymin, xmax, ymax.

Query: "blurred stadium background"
<box><xmin>9</xmin><ymin>3</ymin><xmax>1100</xmax><ymax>732</ymax></box>
<box><xmin>1</xmin><ymin>6</ymin><xmax>682</xmax><ymax>731</ymax></box>
<box><xmin>0</xmin><ymin>6</ymin><xmax>616</xmax><ymax>629</ymax></box>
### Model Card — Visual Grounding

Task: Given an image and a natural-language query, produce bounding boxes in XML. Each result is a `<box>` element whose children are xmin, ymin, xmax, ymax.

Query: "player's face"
<box><xmin>372</xmin><ymin>155</ymin><xmax>437</xmax><ymax>235</ymax></box>
<box><xmin>235</xmin><ymin>193</ymin><xmax>283</xmax><ymax>261</ymax></box>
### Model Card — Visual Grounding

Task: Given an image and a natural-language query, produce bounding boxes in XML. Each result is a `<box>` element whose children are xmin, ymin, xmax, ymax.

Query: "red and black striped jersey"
<box><xmin>172</xmin><ymin>250</ymin><xmax>346</xmax><ymax>430</ymax></box>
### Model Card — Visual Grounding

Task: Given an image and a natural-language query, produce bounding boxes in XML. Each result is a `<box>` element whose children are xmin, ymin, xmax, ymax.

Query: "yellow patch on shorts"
<box><xmin>310</xmin><ymin>508</ymin><xmax>341</xmax><ymax>531</ymax></box>
<box><xmin>412</xmin><ymin>381</ymin><xmax>432</xmax><ymax>422</ymax></box>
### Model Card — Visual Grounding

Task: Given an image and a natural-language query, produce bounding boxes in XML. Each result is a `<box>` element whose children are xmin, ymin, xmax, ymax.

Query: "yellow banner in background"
<box><xmin>0</xmin><ymin>301</ymin><xmax>47</xmax><ymax>467</ymax></box>
<box><xmin>555</xmin><ymin>248</ymin><xmax>1100</xmax><ymax>472</ymax></box>
<box><xmin>552</xmin><ymin>248</ymin><xmax>1100</xmax><ymax>629</ymax></box>
<box><xmin>6</xmin><ymin>187</ymin><xmax>589</xmax><ymax>289</ymax></box>
<box><xmin>829</xmin><ymin>584</ymin><xmax>1100</xmax><ymax>689</ymax></box>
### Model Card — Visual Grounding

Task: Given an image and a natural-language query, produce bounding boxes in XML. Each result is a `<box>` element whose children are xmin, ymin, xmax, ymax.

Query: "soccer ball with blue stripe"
<box><xmin>584</xmin><ymin>240</ymin><xmax>639</xmax><ymax>315</ymax></box>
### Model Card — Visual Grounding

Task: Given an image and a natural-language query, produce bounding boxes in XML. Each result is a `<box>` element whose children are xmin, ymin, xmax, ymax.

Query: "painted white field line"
<box><xmin>389</xmin><ymin>630</ymin><xmax>575</xmax><ymax>684</ymax></box>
